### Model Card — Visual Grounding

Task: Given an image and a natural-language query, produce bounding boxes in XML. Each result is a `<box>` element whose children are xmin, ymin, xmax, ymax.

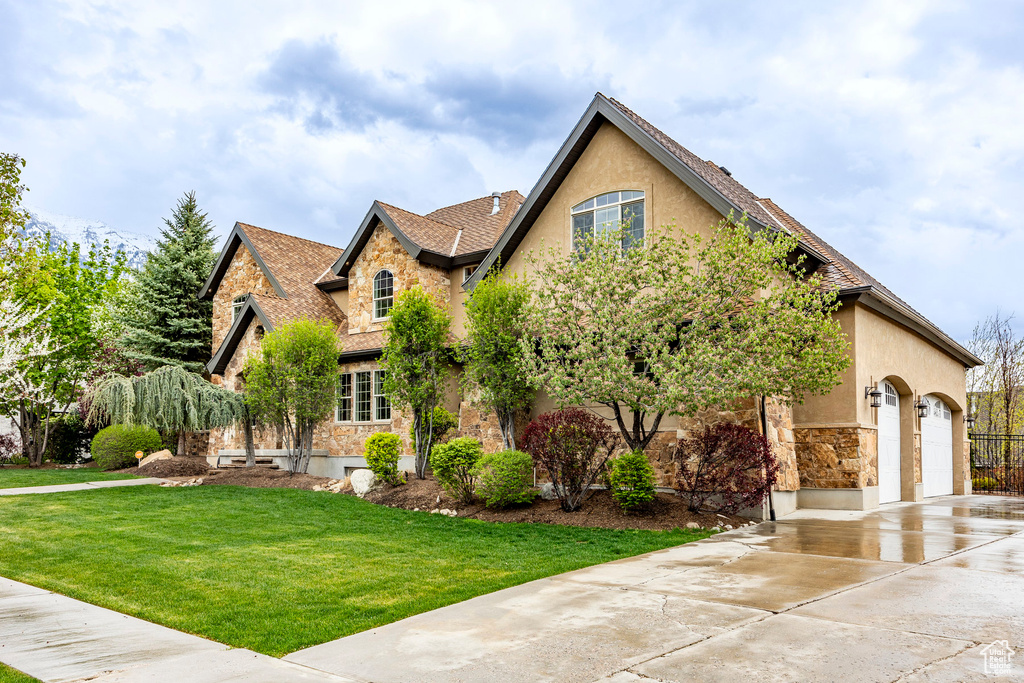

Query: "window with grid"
<box><xmin>231</xmin><ymin>294</ymin><xmax>247</xmax><ymax>322</ymax></box>
<box><xmin>374</xmin><ymin>370</ymin><xmax>391</xmax><ymax>421</ymax></box>
<box><xmin>335</xmin><ymin>373</ymin><xmax>352</xmax><ymax>422</ymax></box>
<box><xmin>373</xmin><ymin>270</ymin><xmax>394</xmax><ymax>319</ymax></box>
<box><xmin>571</xmin><ymin>191</ymin><xmax>645</xmax><ymax>253</ymax></box>
<box><xmin>884</xmin><ymin>383</ymin><xmax>897</xmax><ymax>407</ymax></box>
<box><xmin>355</xmin><ymin>371</ymin><xmax>372</xmax><ymax>422</ymax></box>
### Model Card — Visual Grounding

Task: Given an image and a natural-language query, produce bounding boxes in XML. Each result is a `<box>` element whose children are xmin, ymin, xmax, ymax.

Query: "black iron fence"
<box><xmin>971</xmin><ymin>434</ymin><xmax>1024</xmax><ymax>495</ymax></box>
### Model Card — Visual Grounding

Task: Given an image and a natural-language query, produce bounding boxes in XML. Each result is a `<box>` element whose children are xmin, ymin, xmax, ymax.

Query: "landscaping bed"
<box><xmin>202</xmin><ymin>467</ymin><xmax>331</xmax><ymax>490</ymax></box>
<box><xmin>123</xmin><ymin>456</ymin><xmax>210</xmax><ymax>478</ymax></box>
<box><xmin>362</xmin><ymin>476</ymin><xmax>751</xmax><ymax>531</ymax></box>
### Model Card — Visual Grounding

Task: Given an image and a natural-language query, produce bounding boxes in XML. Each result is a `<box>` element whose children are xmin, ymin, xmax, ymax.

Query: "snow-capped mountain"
<box><xmin>23</xmin><ymin>208</ymin><xmax>156</xmax><ymax>270</ymax></box>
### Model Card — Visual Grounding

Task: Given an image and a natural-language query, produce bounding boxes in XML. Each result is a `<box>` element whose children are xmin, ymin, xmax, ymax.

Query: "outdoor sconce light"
<box><xmin>915</xmin><ymin>398</ymin><xmax>929</xmax><ymax>419</ymax></box>
<box><xmin>965</xmin><ymin>414</ymin><xmax>976</xmax><ymax>430</ymax></box>
<box><xmin>864</xmin><ymin>386</ymin><xmax>882</xmax><ymax>408</ymax></box>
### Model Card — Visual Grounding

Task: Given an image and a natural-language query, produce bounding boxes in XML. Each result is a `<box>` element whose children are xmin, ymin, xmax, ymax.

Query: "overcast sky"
<box><xmin>2</xmin><ymin>0</ymin><xmax>1022</xmax><ymax>342</ymax></box>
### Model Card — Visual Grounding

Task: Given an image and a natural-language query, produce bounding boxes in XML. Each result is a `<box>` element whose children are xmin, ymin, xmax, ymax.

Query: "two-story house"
<box><xmin>199</xmin><ymin>93</ymin><xmax>982</xmax><ymax>515</ymax></box>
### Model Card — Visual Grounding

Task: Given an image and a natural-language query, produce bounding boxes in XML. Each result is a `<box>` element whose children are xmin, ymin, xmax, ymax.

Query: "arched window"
<box><xmin>231</xmin><ymin>294</ymin><xmax>247</xmax><ymax>322</ymax></box>
<box><xmin>373</xmin><ymin>270</ymin><xmax>394</xmax><ymax>319</ymax></box>
<box><xmin>571</xmin><ymin>190</ymin><xmax>645</xmax><ymax>252</ymax></box>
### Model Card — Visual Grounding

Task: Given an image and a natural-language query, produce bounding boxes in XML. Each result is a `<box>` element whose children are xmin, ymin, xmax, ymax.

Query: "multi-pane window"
<box><xmin>462</xmin><ymin>265</ymin><xmax>477</xmax><ymax>283</ymax></box>
<box><xmin>355</xmin><ymin>371</ymin><xmax>372</xmax><ymax>422</ymax></box>
<box><xmin>571</xmin><ymin>190</ymin><xmax>645</xmax><ymax>253</ymax></box>
<box><xmin>884</xmin><ymin>383</ymin><xmax>898</xmax><ymax>407</ymax></box>
<box><xmin>374</xmin><ymin>370</ymin><xmax>391</xmax><ymax>421</ymax></box>
<box><xmin>335</xmin><ymin>373</ymin><xmax>352</xmax><ymax>422</ymax></box>
<box><xmin>231</xmin><ymin>294</ymin><xmax>247</xmax><ymax>322</ymax></box>
<box><xmin>373</xmin><ymin>270</ymin><xmax>394</xmax><ymax>319</ymax></box>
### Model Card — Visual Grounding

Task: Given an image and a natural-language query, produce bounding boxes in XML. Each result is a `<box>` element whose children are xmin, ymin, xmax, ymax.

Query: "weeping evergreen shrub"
<box><xmin>91</xmin><ymin>424</ymin><xmax>163</xmax><ymax>470</ymax></box>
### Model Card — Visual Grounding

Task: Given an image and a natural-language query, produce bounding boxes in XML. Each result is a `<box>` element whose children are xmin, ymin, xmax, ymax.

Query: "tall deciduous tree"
<box><xmin>966</xmin><ymin>312</ymin><xmax>1023</xmax><ymax>437</ymax></box>
<box><xmin>524</xmin><ymin>216</ymin><xmax>849</xmax><ymax>452</ymax></box>
<box><xmin>121</xmin><ymin>191</ymin><xmax>217</xmax><ymax>372</ymax></box>
<box><xmin>380</xmin><ymin>286</ymin><xmax>451</xmax><ymax>479</ymax></box>
<box><xmin>461</xmin><ymin>271</ymin><xmax>533</xmax><ymax>450</ymax></box>
<box><xmin>243</xmin><ymin>319</ymin><xmax>340</xmax><ymax>474</ymax></box>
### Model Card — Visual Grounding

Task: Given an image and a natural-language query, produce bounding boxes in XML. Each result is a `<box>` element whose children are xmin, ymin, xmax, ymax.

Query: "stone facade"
<box><xmin>794</xmin><ymin>427</ymin><xmax>878</xmax><ymax>489</ymax></box>
<box><xmin>211</xmin><ymin>245</ymin><xmax>276</xmax><ymax>352</ymax></box>
<box><xmin>348</xmin><ymin>226</ymin><xmax>451</xmax><ymax>335</ymax></box>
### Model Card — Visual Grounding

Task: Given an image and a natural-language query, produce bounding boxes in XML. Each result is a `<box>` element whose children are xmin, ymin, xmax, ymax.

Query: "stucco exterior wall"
<box><xmin>211</xmin><ymin>245</ymin><xmax>276</xmax><ymax>352</ymax></box>
<box><xmin>348</xmin><ymin>226</ymin><xmax>451</xmax><ymax>335</ymax></box>
<box><xmin>502</xmin><ymin>122</ymin><xmax>723</xmax><ymax>279</ymax></box>
<box><xmin>792</xmin><ymin>303</ymin><xmax>858</xmax><ymax>427</ymax></box>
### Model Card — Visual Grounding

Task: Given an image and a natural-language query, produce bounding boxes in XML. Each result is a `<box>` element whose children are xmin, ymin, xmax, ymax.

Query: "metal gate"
<box><xmin>971</xmin><ymin>434</ymin><xmax>1024</xmax><ymax>495</ymax></box>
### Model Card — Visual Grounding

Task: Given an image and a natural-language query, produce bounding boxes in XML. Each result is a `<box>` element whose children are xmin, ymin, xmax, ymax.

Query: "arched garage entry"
<box><xmin>878</xmin><ymin>380</ymin><xmax>902</xmax><ymax>504</ymax></box>
<box><xmin>922</xmin><ymin>394</ymin><xmax>954</xmax><ymax>497</ymax></box>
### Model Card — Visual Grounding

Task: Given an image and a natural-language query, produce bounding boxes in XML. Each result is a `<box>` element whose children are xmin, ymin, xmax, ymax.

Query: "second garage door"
<box><xmin>922</xmin><ymin>395</ymin><xmax>954</xmax><ymax>497</ymax></box>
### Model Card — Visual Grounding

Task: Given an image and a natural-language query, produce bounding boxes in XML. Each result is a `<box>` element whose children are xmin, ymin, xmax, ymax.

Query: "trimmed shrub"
<box><xmin>609</xmin><ymin>450</ymin><xmax>657</xmax><ymax>512</ymax></box>
<box><xmin>972</xmin><ymin>476</ymin><xmax>997</xmax><ymax>491</ymax></box>
<box><xmin>409</xmin><ymin>406</ymin><xmax>459</xmax><ymax>447</ymax></box>
<box><xmin>45</xmin><ymin>412</ymin><xmax>93</xmax><ymax>464</ymax></box>
<box><xmin>90</xmin><ymin>424</ymin><xmax>163</xmax><ymax>470</ymax></box>
<box><xmin>521</xmin><ymin>408</ymin><xmax>617</xmax><ymax>512</ymax></box>
<box><xmin>473</xmin><ymin>450</ymin><xmax>536</xmax><ymax>508</ymax></box>
<box><xmin>431</xmin><ymin>436</ymin><xmax>483</xmax><ymax>503</ymax></box>
<box><xmin>674</xmin><ymin>423</ymin><xmax>778</xmax><ymax>514</ymax></box>
<box><xmin>364</xmin><ymin>433</ymin><xmax>403</xmax><ymax>485</ymax></box>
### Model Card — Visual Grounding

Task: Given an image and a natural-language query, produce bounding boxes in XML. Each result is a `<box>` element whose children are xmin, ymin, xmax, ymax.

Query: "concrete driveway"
<box><xmin>286</xmin><ymin>495</ymin><xmax>1024</xmax><ymax>682</ymax></box>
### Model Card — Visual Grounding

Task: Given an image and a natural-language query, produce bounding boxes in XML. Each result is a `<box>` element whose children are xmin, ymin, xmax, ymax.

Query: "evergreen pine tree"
<box><xmin>121</xmin><ymin>192</ymin><xmax>217</xmax><ymax>373</ymax></box>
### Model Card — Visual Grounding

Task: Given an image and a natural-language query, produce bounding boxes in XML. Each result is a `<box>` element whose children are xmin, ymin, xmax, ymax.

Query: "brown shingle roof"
<box><xmin>237</xmin><ymin>223</ymin><xmax>347</xmax><ymax>330</ymax></box>
<box><xmin>376</xmin><ymin>203</ymin><xmax>460</xmax><ymax>256</ymax></box>
<box><xmin>426</xmin><ymin>191</ymin><xmax>525</xmax><ymax>256</ymax></box>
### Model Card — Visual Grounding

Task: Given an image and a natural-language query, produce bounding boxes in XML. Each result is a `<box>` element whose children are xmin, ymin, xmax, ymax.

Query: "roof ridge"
<box><xmin>376</xmin><ymin>201</ymin><xmax>461</xmax><ymax>232</ymax></box>
<box><xmin>237</xmin><ymin>221</ymin><xmax>342</xmax><ymax>251</ymax></box>
<box><xmin>425</xmin><ymin>189</ymin><xmax>523</xmax><ymax>218</ymax></box>
<box><xmin>757</xmin><ymin>198</ymin><xmax>861</xmax><ymax>286</ymax></box>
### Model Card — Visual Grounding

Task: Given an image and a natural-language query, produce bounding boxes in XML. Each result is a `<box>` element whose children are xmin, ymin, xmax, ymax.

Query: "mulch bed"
<box><xmin>202</xmin><ymin>467</ymin><xmax>335</xmax><ymax>490</ymax></box>
<box><xmin>362</xmin><ymin>476</ymin><xmax>751</xmax><ymax>531</ymax></box>
<box><xmin>118</xmin><ymin>457</ymin><xmax>211</xmax><ymax>478</ymax></box>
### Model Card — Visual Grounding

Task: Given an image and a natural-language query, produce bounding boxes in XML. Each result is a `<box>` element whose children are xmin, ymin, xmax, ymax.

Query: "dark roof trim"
<box><xmin>839</xmin><ymin>286</ymin><xmax>983</xmax><ymax>368</ymax></box>
<box><xmin>315</xmin><ymin>277</ymin><xmax>348</xmax><ymax>293</ymax></box>
<box><xmin>199</xmin><ymin>223</ymin><xmax>288</xmax><ymax>301</ymax></box>
<box><xmin>331</xmin><ymin>202</ymin><xmax>423</xmax><ymax>278</ymax></box>
<box><xmin>465</xmin><ymin>93</ymin><xmax>828</xmax><ymax>290</ymax></box>
<box><xmin>338</xmin><ymin>347</ymin><xmax>383</xmax><ymax>362</ymax></box>
<box><xmin>206</xmin><ymin>296</ymin><xmax>273</xmax><ymax>375</ymax></box>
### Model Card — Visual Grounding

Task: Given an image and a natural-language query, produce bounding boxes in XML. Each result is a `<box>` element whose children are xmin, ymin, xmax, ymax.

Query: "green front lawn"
<box><xmin>0</xmin><ymin>468</ymin><xmax>139</xmax><ymax>489</ymax></box>
<box><xmin>0</xmin><ymin>663</ymin><xmax>39</xmax><ymax>683</ymax></box>
<box><xmin>0</xmin><ymin>486</ymin><xmax>706</xmax><ymax>657</ymax></box>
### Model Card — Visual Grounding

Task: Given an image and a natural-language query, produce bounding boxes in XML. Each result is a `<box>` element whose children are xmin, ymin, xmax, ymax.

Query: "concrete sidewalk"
<box><xmin>0</xmin><ymin>578</ymin><xmax>352</xmax><ymax>683</ymax></box>
<box><xmin>0</xmin><ymin>478</ymin><xmax>167</xmax><ymax>496</ymax></box>
<box><xmin>286</xmin><ymin>495</ymin><xmax>1024</xmax><ymax>682</ymax></box>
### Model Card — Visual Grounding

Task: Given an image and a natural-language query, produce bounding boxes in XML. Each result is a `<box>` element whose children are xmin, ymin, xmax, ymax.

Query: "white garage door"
<box><xmin>878</xmin><ymin>381</ymin><xmax>902</xmax><ymax>504</ymax></box>
<box><xmin>922</xmin><ymin>395</ymin><xmax>953</xmax><ymax>497</ymax></box>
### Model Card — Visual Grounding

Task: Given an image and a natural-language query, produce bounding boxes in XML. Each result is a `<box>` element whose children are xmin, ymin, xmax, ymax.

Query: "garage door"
<box><xmin>922</xmin><ymin>395</ymin><xmax>953</xmax><ymax>497</ymax></box>
<box><xmin>878</xmin><ymin>381</ymin><xmax>902</xmax><ymax>504</ymax></box>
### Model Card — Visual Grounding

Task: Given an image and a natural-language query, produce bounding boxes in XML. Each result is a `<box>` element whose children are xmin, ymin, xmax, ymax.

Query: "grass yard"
<box><xmin>0</xmin><ymin>468</ymin><xmax>139</xmax><ymax>489</ymax></box>
<box><xmin>0</xmin><ymin>663</ymin><xmax>39</xmax><ymax>683</ymax></box>
<box><xmin>0</xmin><ymin>486</ymin><xmax>709</xmax><ymax>657</ymax></box>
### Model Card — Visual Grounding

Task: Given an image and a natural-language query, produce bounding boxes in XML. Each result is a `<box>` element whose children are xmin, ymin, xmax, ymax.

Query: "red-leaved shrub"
<box><xmin>521</xmin><ymin>408</ymin><xmax>616</xmax><ymax>512</ymax></box>
<box><xmin>674</xmin><ymin>423</ymin><xmax>778</xmax><ymax>514</ymax></box>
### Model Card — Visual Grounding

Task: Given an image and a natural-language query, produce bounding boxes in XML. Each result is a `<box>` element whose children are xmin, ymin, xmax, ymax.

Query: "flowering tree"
<box><xmin>524</xmin><ymin>216</ymin><xmax>849</xmax><ymax>452</ymax></box>
<box><xmin>461</xmin><ymin>270</ymin><xmax>533</xmax><ymax>450</ymax></box>
<box><xmin>380</xmin><ymin>286</ymin><xmax>451</xmax><ymax>479</ymax></box>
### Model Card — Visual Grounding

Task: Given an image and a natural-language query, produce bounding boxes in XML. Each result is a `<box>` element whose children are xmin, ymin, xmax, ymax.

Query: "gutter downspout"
<box><xmin>760</xmin><ymin>395</ymin><xmax>777</xmax><ymax>522</ymax></box>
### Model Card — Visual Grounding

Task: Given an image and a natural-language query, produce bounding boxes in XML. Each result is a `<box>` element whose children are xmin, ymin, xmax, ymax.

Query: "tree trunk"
<box><xmin>177</xmin><ymin>429</ymin><xmax>187</xmax><ymax>458</ymax></box>
<box><xmin>243</xmin><ymin>414</ymin><xmax>255</xmax><ymax>468</ymax></box>
<box><xmin>499</xmin><ymin>408</ymin><xmax>515</xmax><ymax>451</ymax></box>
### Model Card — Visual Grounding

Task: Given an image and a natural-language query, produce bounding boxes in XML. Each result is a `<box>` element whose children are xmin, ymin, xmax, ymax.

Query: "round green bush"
<box><xmin>473</xmin><ymin>450</ymin><xmax>536</xmax><ymax>508</ymax></box>
<box><xmin>972</xmin><ymin>476</ymin><xmax>997</xmax><ymax>491</ymax></box>
<box><xmin>609</xmin><ymin>450</ymin><xmax>657</xmax><ymax>511</ymax></box>
<box><xmin>430</xmin><ymin>436</ymin><xmax>483</xmax><ymax>503</ymax></box>
<box><xmin>90</xmin><ymin>424</ymin><xmax>163</xmax><ymax>470</ymax></box>
<box><xmin>409</xmin><ymin>406</ymin><xmax>459</xmax><ymax>446</ymax></box>
<box><xmin>364</xmin><ymin>432</ymin><xmax>403</xmax><ymax>485</ymax></box>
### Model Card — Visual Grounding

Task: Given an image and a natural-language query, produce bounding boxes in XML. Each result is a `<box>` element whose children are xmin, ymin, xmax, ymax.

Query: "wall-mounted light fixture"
<box><xmin>864</xmin><ymin>386</ymin><xmax>882</xmax><ymax>408</ymax></box>
<box><xmin>965</xmin><ymin>414</ymin><xmax>976</xmax><ymax>430</ymax></box>
<box><xmin>915</xmin><ymin>398</ymin><xmax>929</xmax><ymax>419</ymax></box>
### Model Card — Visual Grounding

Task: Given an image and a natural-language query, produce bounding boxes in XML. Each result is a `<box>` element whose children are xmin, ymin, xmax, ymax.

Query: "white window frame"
<box><xmin>335</xmin><ymin>373</ymin><xmax>353</xmax><ymax>423</ymax></box>
<box><xmin>374</xmin><ymin>370</ymin><xmax>391</xmax><ymax>422</ymax></box>
<box><xmin>354</xmin><ymin>371</ymin><xmax>373</xmax><ymax>422</ymax></box>
<box><xmin>462</xmin><ymin>265</ymin><xmax>477</xmax><ymax>284</ymax></box>
<box><xmin>231</xmin><ymin>294</ymin><xmax>247</xmax><ymax>322</ymax></box>
<box><xmin>372</xmin><ymin>270</ymin><xmax>394</xmax><ymax>321</ymax></box>
<box><xmin>347</xmin><ymin>370</ymin><xmax>391</xmax><ymax>423</ymax></box>
<box><xmin>570</xmin><ymin>190</ymin><xmax>645</xmax><ymax>253</ymax></box>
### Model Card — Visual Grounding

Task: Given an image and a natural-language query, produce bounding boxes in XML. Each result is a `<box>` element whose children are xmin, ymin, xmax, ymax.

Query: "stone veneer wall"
<box><xmin>794</xmin><ymin>427</ymin><xmax>878</xmax><ymax>489</ymax></box>
<box><xmin>211</xmin><ymin>245</ymin><xmax>276</xmax><ymax>352</ymax></box>
<box><xmin>348</xmin><ymin>226</ymin><xmax>451</xmax><ymax>335</ymax></box>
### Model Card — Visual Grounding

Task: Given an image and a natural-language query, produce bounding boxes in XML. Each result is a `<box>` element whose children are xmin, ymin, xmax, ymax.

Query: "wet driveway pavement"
<box><xmin>285</xmin><ymin>495</ymin><xmax>1024</xmax><ymax>682</ymax></box>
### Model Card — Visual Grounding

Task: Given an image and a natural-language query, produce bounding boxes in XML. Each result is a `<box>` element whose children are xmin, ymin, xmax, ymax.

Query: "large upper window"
<box><xmin>571</xmin><ymin>190</ymin><xmax>645</xmax><ymax>252</ymax></box>
<box><xmin>373</xmin><ymin>270</ymin><xmax>394</xmax><ymax>320</ymax></box>
<box><xmin>231</xmin><ymin>294</ymin><xmax>247</xmax><ymax>322</ymax></box>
